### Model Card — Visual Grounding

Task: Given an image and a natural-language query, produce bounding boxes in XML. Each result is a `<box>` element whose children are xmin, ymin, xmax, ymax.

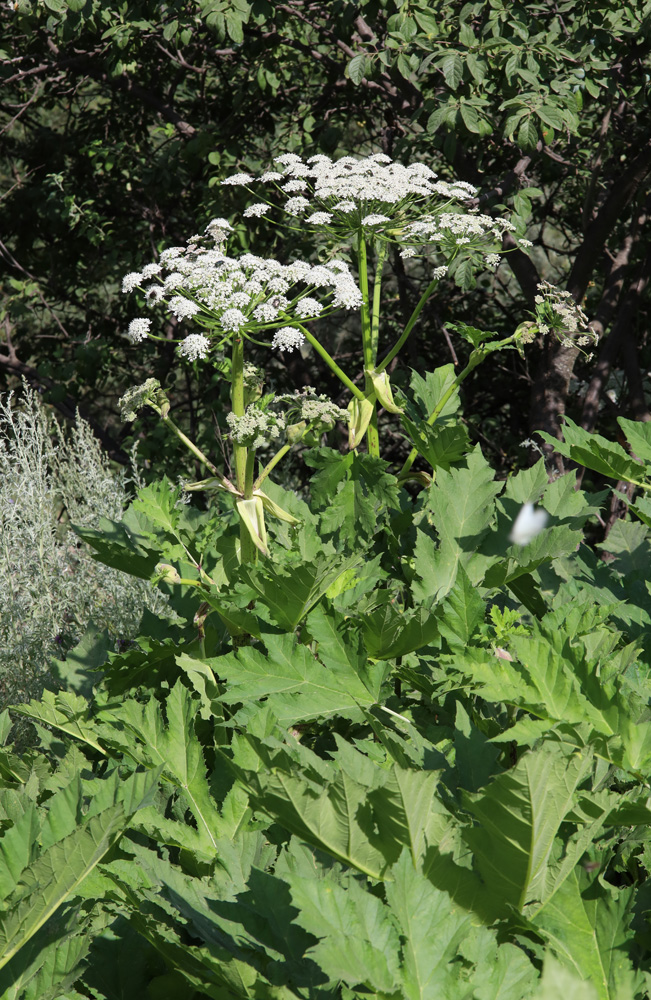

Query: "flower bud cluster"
<box><xmin>226</xmin><ymin>407</ymin><xmax>286</xmax><ymax>449</ymax></box>
<box><xmin>227</xmin><ymin>388</ymin><xmax>348</xmax><ymax>451</ymax></box>
<box><xmin>278</xmin><ymin>387</ymin><xmax>349</xmax><ymax>429</ymax></box>
<box><xmin>121</xmin><ymin>222</ymin><xmax>361</xmax><ymax>361</ymax></box>
<box><xmin>118</xmin><ymin>378</ymin><xmax>168</xmax><ymax>422</ymax></box>
<box><xmin>400</xmin><ymin>211</ymin><xmax>526</xmax><ymax>263</ymax></box>
<box><xmin>533</xmin><ymin>281</ymin><xmax>596</xmax><ymax>350</ymax></box>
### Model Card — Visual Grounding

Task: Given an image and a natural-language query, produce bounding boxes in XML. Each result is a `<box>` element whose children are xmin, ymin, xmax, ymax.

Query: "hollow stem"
<box><xmin>358</xmin><ymin>233</ymin><xmax>372</xmax><ymax>370</ymax></box>
<box><xmin>370</xmin><ymin>240</ymin><xmax>388</xmax><ymax>365</ymax></box>
<box><xmin>231</xmin><ymin>335</ymin><xmax>248</xmax><ymax>496</ymax></box>
<box><xmin>244</xmin><ymin>449</ymin><xmax>256</xmax><ymax>499</ymax></box>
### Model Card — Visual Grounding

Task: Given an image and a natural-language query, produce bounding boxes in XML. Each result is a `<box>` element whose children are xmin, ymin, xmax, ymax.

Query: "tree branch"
<box><xmin>567</xmin><ymin>137</ymin><xmax>651</xmax><ymax>301</ymax></box>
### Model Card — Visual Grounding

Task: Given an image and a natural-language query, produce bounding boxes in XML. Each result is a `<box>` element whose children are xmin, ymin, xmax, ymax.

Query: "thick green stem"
<box><xmin>366</xmin><ymin>407</ymin><xmax>380</xmax><ymax>457</ymax></box>
<box><xmin>244</xmin><ymin>449</ymin><xmax>256</xmax><ymax>499</ymax></box>
<box><xmin>298</xmin><ymin>324</ymin><xmax>366</xmax><ymax>400</ymax></box>
<box><xmin>377</xmin><ymin>276</ymin><xmax>439</xmax><ymax>374</ymax></box>
<box><xmin>358</xmin><ymin>234</ymin><xmax>372</xmax><ymax>369</ymax></box>
<box><xmin>363</xmin><ymin>238</ymin><xmax>387</xmax><ymax>459</ymax></box>
<box><xmin>231</xmin><ymin>336</ymin><xmax>258</xmax><ymax>563</ymax></box>
<box><xmin>370</xmin><ymin>241</ymin><xmax>388</xmax><ymax>364</ymax></box>
<box><xmin>231</xmin><ymin>336</ymin><xmax>248</xmax><ymax>495</ymax></box>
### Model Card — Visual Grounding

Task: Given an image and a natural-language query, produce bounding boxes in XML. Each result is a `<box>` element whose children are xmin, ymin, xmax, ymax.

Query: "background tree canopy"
<box><xmin>2</xmin><ymin>0</ymin><xmax>651</xmax><ymax>487</ymax></box>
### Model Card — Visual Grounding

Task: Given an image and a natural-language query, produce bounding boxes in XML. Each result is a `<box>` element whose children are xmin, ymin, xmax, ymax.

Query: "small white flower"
<box><xmin>275</xmin><ymin>153</ymin><xmax>302</xmax><ymax>165</ymax></box>
<box><xmin>283</xmin><ymin>179</ymin><xmax>308</xmax><ymax>193</ymax></box>
<box><xmin>122</xmin><ymin>272</ymin><xmax>143</xmax><ymax>293</ymax></box>
<box><xmin>253</xmin><ymin>302</ymin><xmax>279</xmax><ymax>323</ymax></box>
<box><xmin>205</xmin><ymin>217</ymin><xmax>233</xmax><ymax>234</ymax></box>
<box><xmin>127</xmin><ymin>318</ymin><xmax>151</xmax><ymax>343</ymax></box>
<box><xmin>221</xmin><ymin>173</ymin><xmax>253</xmax><ymax>186</ymax></box>
<box><xmin>145</xmin><ymin>285</ymin><xmax>165</xmax><ymax>303</ymax></box>
<box><xmin>332</xmin><ymin>279</ymin><xmax>363</xmax><ymax>309</ymax></box>
<box><xmin>141</xmin><ymin>263</ymin><xmax>162</xmax><ymax>278</ymax></box>
<box><xmin>284</xmin><ymin>196</ymin><xmax>310</xmax><ymax>215</ymax></box>
<box><xmin>361</xmin><ymin>214</ymin><xmax>390</xmax><ymax>226</ymax></box>
<box><xmin>295</xmin><ymin>297</ymin><xmax>322</xmax><ymax>318</ymax></box>
<box><xmin>272</xmin><ymin>326</ymin><xmax>305</xmax><ymax>352</ymax></box>
<box><xmin>307</xmin><ymin>212</ymin><xmax>333</xmax><ymax>225</ymax></box>
<box><xmin>509</xmin><ymin>503</ymin><xmax>548</xmax><ymax>545</ymax></box>
<box><xmin>169</xmin><ymin>296</ymin><xmax>201</xmax><ymax>320</ymax></box>
<box><xmin>518</xmin><ymin>238</ymin><xmax>533</xmax><ymax>248</ymax></box>
<box><xmin>164</xmin><ymin>272</ymin><xmax>184</xmax><ymax>291</ymax></box>
<box><xmin>432</xmin><ymin>266</ymin><xmax>448</xmax><ymax>279</ymax></box>
<box><xmin>243</xmin><ymin>203</ymin><xmax>271</xmax><ymax>218</ymax></box>
<box><xmin>178</xmin><ymin>334</ymin><xmax>210</xmax><ymax>361</ymax></box>
<box><xmin>400</xmin><ymin>248</ymin><xmax>417</xmax><ymax>259</ymax></box>
<box><xmin>220</xmin><ymin>308</ymin><xmax>247</xmax><ymax>330</ymax></box>
<box><xmin>267</xmin><ymin>277</ymin><xmax>290</xmax><ymax>294</ymax></box>
<box><xmin>286</xmin><ymin>261</ymin><xmax>313</xmax><ymax>281</ymax></box>
<box><xmin>160</xmin><ymin>247</ymin><xmax>185</xmax><ymax>262</ymax></box>
<box><xmin>260</xmin><ymin>171</ymin><xmax>283</xmax><ymax>182</ymax></box>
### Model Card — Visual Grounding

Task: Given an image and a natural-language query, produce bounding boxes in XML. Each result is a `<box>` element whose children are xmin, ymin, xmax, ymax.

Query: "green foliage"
<box><xmin>3</xmin><ymin>403</ymin><xmax>651</xmax><ymax>996</ymax></box>
<box><xmin>4</xmin><ymin>3</ymin><xmax>651</xmax><ymax>988</ymax></box>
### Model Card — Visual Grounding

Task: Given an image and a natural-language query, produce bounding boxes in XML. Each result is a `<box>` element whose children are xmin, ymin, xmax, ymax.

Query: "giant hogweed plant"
<box><xmin>2</xmin><ymin>155</ymin><xmax>651</xmax><ymax>999</ymax></box>
<box><xmin>117</xmin><ymin>152</ymin><xmax>535</xmax><ymax>562</ymax></box>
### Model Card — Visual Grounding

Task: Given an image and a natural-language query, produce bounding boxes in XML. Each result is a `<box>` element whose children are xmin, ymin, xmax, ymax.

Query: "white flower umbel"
<box><xmin>221</xmin><ymin>153</ymin><xmax>521</xmax><ymax>274</ymax></box>
<box><xmin>169</xmin><ymin>296</ymin><xmax>201</xmax><ymax>320</ymax></box>
<box><xmin>178</xmin><ymin>334</ymin><xmax>210</xmax><ymax>361</ymax></box>
<box><xmin>509</xmin><ymin>503</ymin><xmax>548</xmax><ymax>545</ymax></box>
<box><xmin>272</xmin><ymin>327</ymin><xmax>304</xmax><ymax>352</ymax></box>
<box><xmin>243</xmin><ymin>203</ymin><xmax>271</xmax><ymax>218</ymax></box>
<box><xmin>127</xmin><ymin>318</ymin><xmax>151</xmax><ymax>343</ymax></box>
<box><xmin>402</xmin><ymin>211</ymin><xmax>516</xmax><ymax>262</ymax></box>
<box><xmin>222</xmin><ymin>153</ymin><xmax>477</xmax><ymax>240</ymax></box>
<box><xmin>122</xmin><ymin>272</ymin><xmax>143</xmax><ymax>293</ymax></box>
<box><xmin>362</xmin><ymin>214</ymin><xmax>391</xmax><ymax>226</ymax></box>
<box><xmin>295</xmin><ymin>297</ymin><xmax>322</xmax><ymax>318</ymax></box>
<box><xmin>121</xmin><ymin>225</ymin><xmax>361</xmax><ymax>360</ymax></box>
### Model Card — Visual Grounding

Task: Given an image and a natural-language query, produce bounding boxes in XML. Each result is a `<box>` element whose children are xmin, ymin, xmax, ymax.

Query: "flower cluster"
<box><xmin>226</xmin><ymin>407</ymin><xmax>286</xmax><ymax>449</ymax></box>
<box><xmin>279</xmin><ymin>387</ymin><xmax>349</xmax><ymax>428</ymax></box>
<box><xmin>399</xmin><ymin>211</ymin><xmax>528</xmax><ymax>264</ymax></box>
<box><xmin>534</xmin><ymin>281</ymin><xmax>596</xmax><ymax>350</ymax></box>
<box><xmin>221</xmin><ymin>152</ymin><xmax>526</xmax><ymax>275</ymax></box>
<box><xmin>118</xmin><ymin>378</ymin><xmax>168</xmax><ymax>422</ymax></box>
<box><xmin>227</xmin><ymin>388</ymin><xmax>348</xmax><ymax>451</ymax></box>
<box><xmin>222</xmin><ymin>153</ymin><xmax>480</xmax><ymax>236</ymax></box>
<box><xmin>121</xmin><ymin>221</ymin><xmax>361</xmax><ymax>361</ymax></box>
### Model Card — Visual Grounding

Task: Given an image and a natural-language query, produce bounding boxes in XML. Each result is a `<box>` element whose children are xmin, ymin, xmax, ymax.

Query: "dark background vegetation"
<box><xmin>2</xmin><ymin>0</ymin><xmax>651</xmax><ymax>497</ymax></box>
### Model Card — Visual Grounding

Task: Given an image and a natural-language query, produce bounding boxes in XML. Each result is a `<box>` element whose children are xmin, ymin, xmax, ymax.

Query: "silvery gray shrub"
<box><xmin>0</xmin><ymin>385</ymin><xmax>165</xmax><ymax>706</ymax></box>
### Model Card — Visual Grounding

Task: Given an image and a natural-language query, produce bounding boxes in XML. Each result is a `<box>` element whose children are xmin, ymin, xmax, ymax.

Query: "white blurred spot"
<box><xmin>509</xmin><ymin>503</ymin><xmax>548</xmax><ymax>545</ymax></box>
